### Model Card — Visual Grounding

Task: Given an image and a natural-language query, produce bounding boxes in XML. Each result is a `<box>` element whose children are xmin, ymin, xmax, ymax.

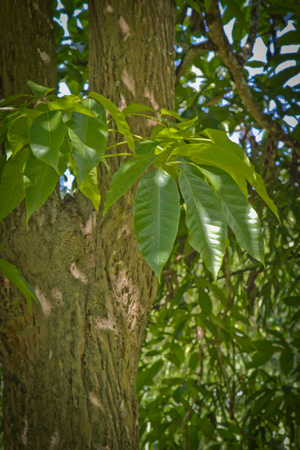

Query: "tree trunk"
<box><xmin>0</xmin><ymin>0</ymin><xmax>175</xmax><ymax>449</ymax></box>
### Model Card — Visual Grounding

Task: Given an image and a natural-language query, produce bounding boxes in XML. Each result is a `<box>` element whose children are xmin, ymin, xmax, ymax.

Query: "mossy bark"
<box><xmin>0</xmin><ymin>0</ymin><xmax>175</xmax><ymax>449</ymax></box>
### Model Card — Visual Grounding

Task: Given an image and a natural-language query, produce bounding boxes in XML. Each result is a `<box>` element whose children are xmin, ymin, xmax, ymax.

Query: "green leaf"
<box><xmin>199</xmin><ymin>166</ymin><xmax>264</xmax><ymax>264</ymax></box>
<box><xmin>68</xmin><ymin>112</ymin><xmax>107</xmax><ymax>186</ymax></box>
<box><xmin>0</xmin><ymin>258</ymin><xmax>38</xmax><ymax>312</ymax></box>
<box><xmin>123</xmin><ymin>103</ymin><xmax>155</xmax><ymax>116</ymax></box>
<box><xmin>0</xmin><ymin>149</ymin><xmax>29</xmax><ymax>222</ymax></box>
<box><xmin>174</xmin><ymin>141</ymin><xmax>279</xmax><ymax>220</ymax></box>
<box><xmin>280</xmin><ymin>350</ymin><xmax>294</xmax><ymax>376</ymax></box>
<box><xmin>48</xmin><ymin>98</ymin><xmax>97</xmax><ymax>118</ymax></box>
<box><xmin>136</xmin><ymin>140</ymin><xmax>158</xmax><ymax>155</ymax></box>
<box><xmin>198</xmin><ymin>288</ymin><xmax>213</xmax><ymax>316</ymax></box>
<box><xmin>88</xmin><ymin>92</ymin><xmax>135</xmax><ymax>151</ymax></box>
<box><xmin>136</xmin><ymin>360</ymin><xmax>164</xmax><ymax>392</ymax></box>
<box><xmin>104</xmin><ymin>154</ymin><xmax>156</xmax><ymax>214</ymax></box>
<box><xmin>29</xmin><ymin>110</ymin><xmax>67</xmax><ymax>171</ymax></box>
<box><xmin>24</xmin><ymin>151</ymin><xmax>60</xmax><ymax>223</ymax></box>
<box><xmin>179</xmin><ymin>167</ymin><xmax>227</xmax><ymax>279</ymax></box>
<box><xmin>282</xmin><ymin>296</ymin><xmax>300</xmax><ymax>306</ymax></box>
<box><xmin>7</xmin><ymin>115</ymin><xmax>31</xmax><ymax>155</ymax></box>
<box><xmin>160</xmin><ymin>109</ymin><xmax>183</xmax><ymax>122</ymax></box>
<box><xmin>81</xmin><ymin>99</ymin><xmax>108</xmax><ymax>130</ymax></box>
<box><xmin>134</xmin><ymin>169</ymin><xmax>180</xmax><ymax>279</ymax></box>
<box><xmin>0</xmin><ymin>93</ymin><xmax>33</xmax><ymax>107</ymax></box>
<box><xmin>79</xmin><ymin>167</ymin><xmax>101</xmax><ymax>211</ymax></box>
<box><xmin>248</xmin><ymin>351</ymin><xmax>273</xmax><ymax>368</ymax></box>
<box><xmin>27</xmin><ymin>80</ymin><xmax>54</xmax><ymax>100</ymax></box>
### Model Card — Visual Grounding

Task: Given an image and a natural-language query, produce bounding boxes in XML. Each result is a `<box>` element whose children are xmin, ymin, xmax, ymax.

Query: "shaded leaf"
<box><xmin>0</xmin><ymin>149</ymin><xmax>29</xmax><ymax>222</ymax></box>
<box><xmin>0</xmin><ymin>258</ymin><xmax>38</xmax><ymax>312</ymax></box>
<box><xmin>24</xmin><ymin>151</ymin><xmax>60</xmax><ymax>223</ymax></box>
<box><xmin>104</xmin><ymin>154</ymin><xmax>156</xmax><ymax>214</ymax></box>
<box><xmin>68</xmin><ymin>112</ymin><xmax>106</xmax><ymax>186</ymax></box>
<box><xmin>30</xmin><ymin>110</ymin><xmax>67</xmax><ymax>171</ymax></box>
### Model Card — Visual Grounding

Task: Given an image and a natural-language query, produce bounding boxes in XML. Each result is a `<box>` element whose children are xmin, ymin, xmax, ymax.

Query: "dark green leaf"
<box><xmin>24</xmin><ymin>151</ymin><xmax>60</xmax><ymax>223</ymax></box>
<box><xmin>0</xmin><ymin>149</ymin><xmax>29</xmax><ymax>222</ymax></box>
<box><xmin>68</xmin><ymin>112</ymin><xmax>107</xmax><ymax>186</ymax></box>
<box><xmin>104</xmin><ymin>154</ymin><xmax>156</xmax><ymax>214</ymax></box>
<box><xmin>179</xmin><ymin>167</ymin><xmax>227</xmax><ymax>278</ymax></box>
<box><xmin>0</xmin><ymin>258</ymin><xmax>38</xmax><ymax>311</ymax></box>
<box><xmin>134</xmin><ymin>169</ymin><xmax>180</xmax><ymax>279</ymax></box>
<box><xmin>30</xmin><ymin>110</ymin><xmax>67</xmax><ymax>171</ymax></box>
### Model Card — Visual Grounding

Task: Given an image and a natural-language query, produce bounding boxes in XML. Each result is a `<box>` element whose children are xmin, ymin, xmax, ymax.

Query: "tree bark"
<box><xmin>0</xmin><ymin>0</ymin><xmax>175</xmax><ymax>449</ymax></box>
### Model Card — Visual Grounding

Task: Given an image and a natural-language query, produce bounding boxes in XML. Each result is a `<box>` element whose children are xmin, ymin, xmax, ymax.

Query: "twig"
<box><xmin>206</xmin><ymin>1</ymin><xmax>300</xmax><ymax>155</ymax></box>
<box><xmin>241</xmin><ymin>0</ymin><xmax>261</xmax><ymax>61</ymax></box>
<box><xmin>175</xmin><ymin>40</ymin><xmax>218</xmax><ymax>84</ymax></box>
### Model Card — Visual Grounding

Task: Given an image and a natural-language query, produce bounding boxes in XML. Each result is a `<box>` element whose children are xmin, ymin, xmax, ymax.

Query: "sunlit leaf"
<box><xmin>7</xmin><ymin>115</ymin><xmax>31</xmax><ymax>155</ymax></box>
<box><xmin>134</xmin><ymin>169</ymin><xmax>180</xmax><ymax>279</ymax></box>
<box><xmin>89</xmin><ymin>92</ymin><xmax>135</xmax><ymax>151</ymax></box>
<box><xmin>79</xmin><ymin>167</ymin><xmax>101</xmax><ymax>211</ymax></box>
<box><xmin>179</xmin><ymin>167</ymin><xmax>227</xmax><ymax>278</ymax></box>
<box><xmin>27</xmin><ymin>80</ymin><xmax>54</xmax><ymax>100</ymax></box>
<box><xmin>199</xmin><ymin>165</ymin><xmax>264</xmax><ymax>264</ymax></box>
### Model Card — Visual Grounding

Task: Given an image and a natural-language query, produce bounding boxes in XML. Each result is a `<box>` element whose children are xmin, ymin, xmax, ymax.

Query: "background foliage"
<box><xmin>0</xmin><ymin>0</ymin><xmax>299</xmax><ymax>449</ymax></box>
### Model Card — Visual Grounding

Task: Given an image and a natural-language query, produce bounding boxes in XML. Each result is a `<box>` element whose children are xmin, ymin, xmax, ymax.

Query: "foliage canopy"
<box><xmin>0</xmin><ymin>0</ymin><xmax>300</xmax><ymax>449</ymax></box>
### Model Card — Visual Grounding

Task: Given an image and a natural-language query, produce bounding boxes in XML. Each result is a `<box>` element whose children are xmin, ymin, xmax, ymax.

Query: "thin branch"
<box><xmin>206</xmin><ymin>0</ymin><xmax>300</xmax><ymax>155</ymax></box>
<box><xmin>241</xmin><ymin>0</ymin><xmax>261</xmax><ymax>61</ymax></box>
<box><xmin>175</xmin><ymin>40</ymin><xmax>218</xmax><ymax>84</ymax></box>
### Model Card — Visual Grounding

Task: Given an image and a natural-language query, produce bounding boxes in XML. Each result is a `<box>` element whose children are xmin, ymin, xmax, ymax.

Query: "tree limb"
<box><xmin>207</xmin><ymin>1</ymin><xmax>300</xmax><ymax>155</ymax></box>
<box><xmin>241</xmin><ymin>0</ymin><xmax>261</xmax><ymax>61</ymax></box>
<box><xmin>175</xmin><ymin>40</ymin><xmax>217</xmax><ymax>84</ymax></box>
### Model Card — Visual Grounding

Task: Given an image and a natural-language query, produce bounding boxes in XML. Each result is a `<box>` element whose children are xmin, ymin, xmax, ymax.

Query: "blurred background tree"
<box><xmin>0</xmin><ymin>0</ymin><xmax>299</xmax><ymax>448</ymax></box>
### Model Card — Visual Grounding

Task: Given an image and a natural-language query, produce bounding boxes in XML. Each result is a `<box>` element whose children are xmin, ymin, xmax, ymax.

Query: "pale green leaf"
<box><xmin>104</xmin><ymin>154</ymin><xmax>156</xmax><ymax>214</ymax></box>
<box><xmin>89</xmin><ymin>92</ymin><xmax>135</xmax><ymax>151</ymax></box>
<box><xmin>24</xmin><ymin>151</ymin><xmax>60</xmax><ymax>223</ymax></box>
<box><xmin>174</xmin><ymin>142</ymin><xmax>279</xmax><ymax>219</ymax></box>
<box><xmin>0</xmin><ymin>258</ymin><xmax>38</xmax><ymax>312</ymax></box>
<box><xmin>0</xmin><ymin>149</ymin><xmax>29</xmax><ymax>222</ymax></box>
<box><xmin>160</xmin><ymin>109</ymin><xmax>184</xmax><ymax>122</ymax></box>
<box><xmin>48</xmin><ymin>98</ymin><xmax>97</xmax><ymax>118</ymax></box>
<box><xmin>199</xmin><ymin>166</ymin><xmax>264</xmax><ymax>264</ymax></box>
<box><xmin>7</xmin><ymin>115</ymin><xmax>32</xmax><ymax>155</ymax></box>
<box><xmin>123</xmin><ymin>103</ymin><xmax>155</xmax><ymax>116</ymax></box>
<box><xmin>134</xmin><ymin>169</ymin><xmax>180</xmax><ymax>279</ymax></box>
<box><xmin>29</xmin><ymin>110</ymin><xmax>67</xmax><ymax>171</ymax></box>
<box><xmin>79</xmin><ymin>167</ymin><xmax>101</xmax><ymax>211</ymax></box>
<box><xmin>179</xmin><ymin>167</ymin><xmax>227</xmax><ymax>278</ymax></box>
<box><xmin>68</xmin><ymin>112</ymin><xmax>107</xmax><ymax>186</ymax></box>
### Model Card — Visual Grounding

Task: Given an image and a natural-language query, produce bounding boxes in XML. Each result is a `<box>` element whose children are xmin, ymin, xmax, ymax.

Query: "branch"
<box><xmin>206</xmin><ymin>1</ymin><xmax>300</xmax><ymax>155</ymax></box>
<box><xmin>175</xmin><ymin>40</ymin><xmax>217</xmax><ymax>84</ymax></box>
<box><xmin>241</xmin><ymin>0</ymin><xmax>261</xmax><ymax>61</ymax></box>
